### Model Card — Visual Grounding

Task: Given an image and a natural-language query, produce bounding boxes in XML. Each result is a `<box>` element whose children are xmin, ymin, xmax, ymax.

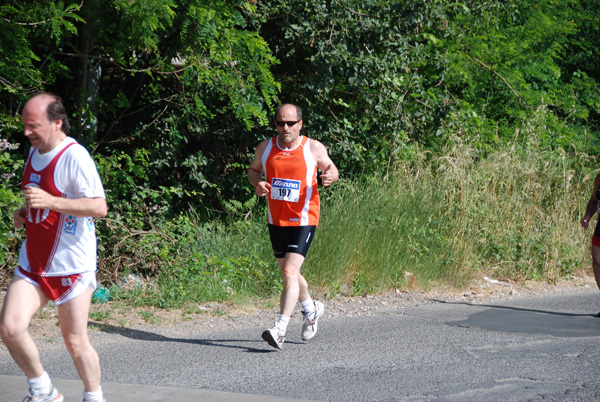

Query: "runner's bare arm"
<box><xmin>310</xmin><ymin>139</ymin><xmax>339</xmax><ymax>187</ymax></box>
<box><xmin>581</xmin><ymin>173</ymin><xmax>600</xmax><ymax>228</ymax></box>
<box><xmin>24</xmin><ymin>186</ymin><xmax>107</xmax><ymax>218</ymax></box>
<box><xmin>248</xmin><ymin>140</ymin><xmax>271</xmax><ymax>196</ymax></box>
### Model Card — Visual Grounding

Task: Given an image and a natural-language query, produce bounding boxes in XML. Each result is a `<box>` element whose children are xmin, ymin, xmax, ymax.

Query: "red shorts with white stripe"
<box><xmin>15</xmin><ymin>267</ymin><xmax>97</xmax><ymax>305</ymax></box>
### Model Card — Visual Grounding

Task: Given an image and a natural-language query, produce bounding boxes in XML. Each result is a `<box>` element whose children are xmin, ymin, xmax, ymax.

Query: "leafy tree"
<box><xmin>259</xmin><ymin>0</ymin><xmax>600</xmax><ymax>175</ymax></box>
<box><xmin>0</xmin><ymin>1</ymin><xmax>82</xmax><ymax>141</ymax></box>
<box><xmin>1</xmin><ymin>1</ymin><xmax>280</xmax><ymax>220</ymax></box>
<box><xmin>443</xmin><ymin>0</ymin><xmax>595</xmax><ymax>149</ymax></box>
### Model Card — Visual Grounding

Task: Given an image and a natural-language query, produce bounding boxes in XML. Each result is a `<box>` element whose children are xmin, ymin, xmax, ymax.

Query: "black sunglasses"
<box><xmin>276</xmin><ymin>120</ymin><xmax>301</xmax><ymax>127</ymax></box>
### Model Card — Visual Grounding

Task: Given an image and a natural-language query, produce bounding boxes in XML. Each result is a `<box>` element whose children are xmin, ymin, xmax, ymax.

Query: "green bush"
<box><xmin>0</xmin><ymin>137</ymin><xmax>24</xmax><ymax>285</ymax></box>
<box><xmin>99</xmin><ymin>206</ymin><xmax>281</xmax><ymax>308</ymax></box>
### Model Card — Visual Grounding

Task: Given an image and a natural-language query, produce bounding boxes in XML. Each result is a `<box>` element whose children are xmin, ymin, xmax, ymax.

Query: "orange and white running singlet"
<box><xmin>262</xmin><ymin>136</ymin><xmax>320</xmax><ymax>226</ymax></box>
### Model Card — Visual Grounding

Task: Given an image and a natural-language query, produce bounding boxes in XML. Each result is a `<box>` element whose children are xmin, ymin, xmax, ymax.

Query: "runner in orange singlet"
<box><xmin>248</xmin><ymin>103</ymin><xmax>339</xmax><ymax>349</ymax></box>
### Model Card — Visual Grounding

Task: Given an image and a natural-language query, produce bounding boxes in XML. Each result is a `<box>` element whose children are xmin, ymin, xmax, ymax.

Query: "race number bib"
<box><xmin>271</xmin><ymin>178</ymin><xmax>300</xmax><ymax>202</ymax></box>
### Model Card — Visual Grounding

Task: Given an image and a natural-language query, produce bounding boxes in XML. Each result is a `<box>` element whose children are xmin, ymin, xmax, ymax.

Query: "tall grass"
<box><xmin>104</xmin><ymin>213</ymin><xmax>282</xmax><ymax>308</ymax></box>
<box><xmin>105</xmin><ymin>134</ymin><xmax>596</xmax><ymax>307</ymax></box>
<box><xmin>305</xmin><ymin>135</ymin><xmax>594</xmax><ymax>296</ymax></box>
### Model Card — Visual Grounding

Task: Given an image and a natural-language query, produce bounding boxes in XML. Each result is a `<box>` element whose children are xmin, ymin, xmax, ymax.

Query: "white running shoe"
<box><xmin>23</xmin><ymin>386</ymin><xmax>64</xmax><ymax>402</ymax></box>
<box><xmin>262</xmin><ymin>326</ymin><xmax>285</xmax><ymax>349</ymax></box>
<box><xmin>301</xmin><ymin>301</ymin><xmax>324</xmax><ymax>341</ymax></box>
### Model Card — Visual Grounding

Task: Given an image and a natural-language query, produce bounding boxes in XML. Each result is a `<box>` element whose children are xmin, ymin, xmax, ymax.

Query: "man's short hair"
<box><xmin>274</xmin><ymin>104</ymin><xmax>302</xmax><ymax>121</ymax></box>
<box><xmin>33</xmin><ymin>92</ymin><xmax>71</xmax><ymax>134</ymax></box>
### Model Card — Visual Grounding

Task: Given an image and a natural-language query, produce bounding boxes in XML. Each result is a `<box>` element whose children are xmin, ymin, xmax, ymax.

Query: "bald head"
<box><xmin>24</xmin><ymin>92</ymin><xmax>71</xmax><ymax>135</ymax></box>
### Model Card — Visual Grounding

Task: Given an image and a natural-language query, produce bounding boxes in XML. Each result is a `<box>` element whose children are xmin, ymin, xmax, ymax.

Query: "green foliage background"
<box><xmin>1</xmin><ymin>0</ymin><xmax>599</xmax><ymax>302</ymax></box>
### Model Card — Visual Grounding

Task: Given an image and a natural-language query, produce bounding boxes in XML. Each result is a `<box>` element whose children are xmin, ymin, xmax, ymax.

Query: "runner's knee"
<box><xmin>0</xmin><ymin>308</ymin><xmax>31</xmax><ymax>340</ymax></box>
<box><xmin>0</xmin><ymin>318</ymin><xmax>24</xmax><ymax>340</ymax></box>
<box><xmin>281</xmin><ymin>269</ymin><xmax>300</xmax><ymax>285</ymax></box>
<box><xmin>62</xmin><ymin>330</ymin><xmax>91</xmax><ymax>353</ymax></box>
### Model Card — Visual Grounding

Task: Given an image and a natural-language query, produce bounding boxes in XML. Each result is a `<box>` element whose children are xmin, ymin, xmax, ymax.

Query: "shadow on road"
<box><xmin>88</xmin><ymin>322</ymin><xmax>296</xmax><ymax>353</ymax></box>
<box><xmin>432</xmin><ymin>299</ymin><xmax>597</xmax><ymax>318</ymax></box>
<box><xmin>428</xmin><ymin>299</ymin><xmax>600</xmax><ymax>338</ymax></box>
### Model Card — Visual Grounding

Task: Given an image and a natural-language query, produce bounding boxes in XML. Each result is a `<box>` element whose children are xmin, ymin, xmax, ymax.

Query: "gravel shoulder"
<box><xmin>1</xmin><ymin>273</ymin><xmax>597</xmax><ymax>345</ymax></box>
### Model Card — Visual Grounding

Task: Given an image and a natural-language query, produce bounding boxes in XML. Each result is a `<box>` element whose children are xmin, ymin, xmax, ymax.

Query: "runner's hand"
<box><xmin>320</xmin><ymin>164</ymin><xmax>335</xmax><ymax>187</ymax></box>
<box><xmin>255</xmin><ymin>181</ymin><xmax>271</xmax><ymax>197</ymax></box>
<box><xmin>581</xmin><ymin>216</ymin><xmax>591</xmax><ymax>229</ymax></box>
<box><xmin>24</xmin><ymin>186</ymin><xmax>56</xmax><ymax>210</ymax></box>
<box><xmin>13</xmin><ymin>208</ymin><xmax>26</xmax><ymax>228</ymax></box>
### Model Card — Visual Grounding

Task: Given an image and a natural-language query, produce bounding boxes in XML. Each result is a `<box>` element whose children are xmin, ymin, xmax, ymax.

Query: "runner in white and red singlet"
<box><xmin>0</xmin><ymin>92</ymin><xmax>107</xmax><ymax>402</ymax></box>
<box><xmin>248</xmin><ymin>103</ymin><xmax>339</xmax><ymax>349</ymax></box>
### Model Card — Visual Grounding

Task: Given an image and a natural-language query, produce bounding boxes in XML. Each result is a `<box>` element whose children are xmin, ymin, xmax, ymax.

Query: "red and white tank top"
<box><xmin>19</xmin><ymin>139</ymin><xmax>101</xmax><ymax>276</ymax></box>
<box><xmin>262</xmin><ymin>136</ymin><xmax>320</xmax><ymax>226</ymax></box>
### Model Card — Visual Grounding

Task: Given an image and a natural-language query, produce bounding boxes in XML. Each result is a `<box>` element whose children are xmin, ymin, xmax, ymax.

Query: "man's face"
<box><xmin>275</xmin><ymin>105</ymin><xmax>303</xmax><ymax>146</ymax></box>
<box><xmin>22</xmin><ymin>96</ymin><xmax>63</xmax><ymax>154</ymax></box>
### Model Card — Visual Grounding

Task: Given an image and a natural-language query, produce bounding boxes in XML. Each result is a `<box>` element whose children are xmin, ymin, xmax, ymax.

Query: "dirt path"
<box><xmin>1</xmin><ymin>273</ymin><xmax>597</xmax><ymax>343</ymax></box>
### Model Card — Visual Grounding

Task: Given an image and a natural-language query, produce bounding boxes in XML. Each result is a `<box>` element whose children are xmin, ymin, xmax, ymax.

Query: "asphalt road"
<box><xmin>1</xmin><ymin>287</ymin><xmax>600</xmax><ymax>402</ymax></box>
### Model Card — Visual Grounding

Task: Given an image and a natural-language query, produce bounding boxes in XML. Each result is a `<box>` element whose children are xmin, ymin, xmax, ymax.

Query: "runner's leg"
<box><xmin>298</xmin><ymin>272</ymin><xmax>310</xmax><ymax>304</ymax></box>
<box><xmin>278</xmin><ymin>253</ymin><xmax>306</xmax><ymax>317</ymax></box>
<box><xmin>592</xmin><ymin>245</ymin><xmax>600</xmax><ymax>291</ymax></box>
<box><xmin>0</xmin><ymin>276</ymin><xmax>49</xmax><ymax>378</ymax></box>
<box><xmin>58</xmin><ymin>287</ymin><xmax>101</xmax><ymax>392</ymax></box>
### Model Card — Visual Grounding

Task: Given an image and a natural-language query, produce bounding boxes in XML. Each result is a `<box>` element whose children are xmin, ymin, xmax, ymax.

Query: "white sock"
<box><xmin>27</xmin><ymin>371</ymin><xmax>52</xmax><ymax>394</ymax></box>
<box><xmin>83</xmin><ymin>385</ymin><xmax>104</xmax><ymax>402</ymax></box>
<box><xmin>276</xmin><ymin>315</ymin><xmax>290</xmax><ymax>332</ymax></box>
<box><xmin>301</xmin><ymin>298</ymin><xmax>315</xmax><ymax>315</ymax></box>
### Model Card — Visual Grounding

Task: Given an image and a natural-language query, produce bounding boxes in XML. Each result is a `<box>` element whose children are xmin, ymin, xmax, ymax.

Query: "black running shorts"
<box><xmin>268</xmin><ymin>224</ymin><xmax>316</xmax><ymax>259</ymax></box>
